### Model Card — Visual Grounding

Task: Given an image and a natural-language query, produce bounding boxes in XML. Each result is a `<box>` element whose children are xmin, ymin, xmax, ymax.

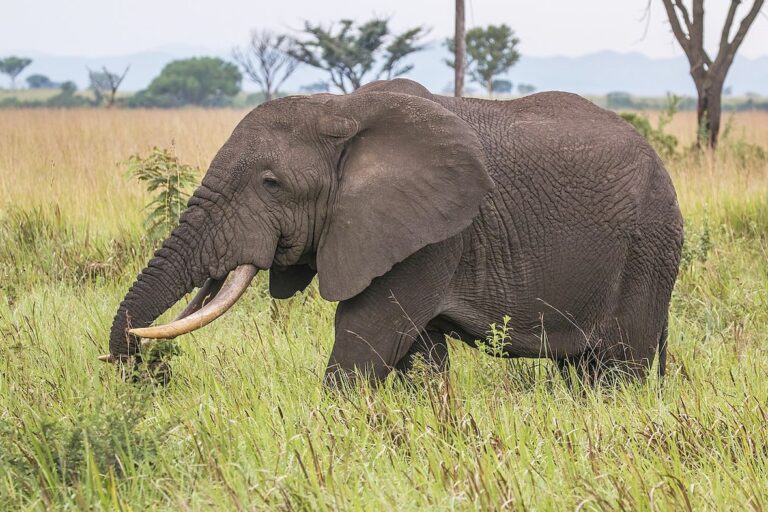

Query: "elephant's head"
<box><xmin>106</xmin><ymin>80</ymin><xmax>493</xmax><ymax>365</ymax></box>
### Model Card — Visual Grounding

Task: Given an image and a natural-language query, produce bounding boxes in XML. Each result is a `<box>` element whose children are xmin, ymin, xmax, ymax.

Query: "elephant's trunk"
<box><xmin>108</xmin><ymin>221</ymin><xmax>205</xmax><ymax>361</ymax></box>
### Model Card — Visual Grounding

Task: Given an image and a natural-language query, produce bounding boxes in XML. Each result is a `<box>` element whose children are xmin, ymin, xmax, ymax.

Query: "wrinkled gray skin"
<box><xmin>110</xmin><ymin>79</ymin><xmax>683</xmax><ymax>385</ymax></box>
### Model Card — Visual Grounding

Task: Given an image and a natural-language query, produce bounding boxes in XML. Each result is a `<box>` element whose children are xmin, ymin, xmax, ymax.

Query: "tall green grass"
<box><xmin>1</xmin><ymin>111</ymin><xmax>767</xmax><ymax>509</ymax></box>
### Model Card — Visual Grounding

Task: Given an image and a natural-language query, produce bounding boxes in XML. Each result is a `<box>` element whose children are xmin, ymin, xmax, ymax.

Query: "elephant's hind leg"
<box><xmin>395</xmin><ymin>325</ymin><xmax>449</xmax><ymax>376</ymax></box>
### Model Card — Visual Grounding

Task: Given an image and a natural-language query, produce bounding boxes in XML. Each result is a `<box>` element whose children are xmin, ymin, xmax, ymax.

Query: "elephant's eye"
<box><xmin>262</xmin><ymin>175</ymin><xmax>280</xmax><ymax>192</ymax></box>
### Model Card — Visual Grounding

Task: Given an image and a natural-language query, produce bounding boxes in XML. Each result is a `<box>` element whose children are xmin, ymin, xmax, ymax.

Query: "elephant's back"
<box><xmin>437</xmin><ymin>92</ymin><xmax>682</xmax><ymax>339</ymax></box>
<box><xmin>437</xmin><ymin>91</ymin><xmax>679</xmax><ymax>233</ymax></box>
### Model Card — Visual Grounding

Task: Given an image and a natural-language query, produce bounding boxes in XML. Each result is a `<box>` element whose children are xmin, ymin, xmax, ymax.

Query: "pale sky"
<box><xmin>2</xmin><ymin>0</ymin><xmax>767</xmax><ymax>59</ymax></box>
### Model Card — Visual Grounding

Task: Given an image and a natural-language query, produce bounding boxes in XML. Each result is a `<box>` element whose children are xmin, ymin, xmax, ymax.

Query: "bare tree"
<box><xmin>233</xmin><ymin>30</ymin><xmax>299</xmax><ymax>102</ymax></box>
<box><xmin>455</xmin><ymin>0</ymin><xmax>466</xmax><ymax>97</ymax></box>
<box><xmin>88</xmin><ymin>65</ymin><xmax>129</xmax><ymax>107</ymax></box>
<box><xmin>660</xmin><ymin>0</ymin><xmax>765</xmax><ymax>148</ymax></box>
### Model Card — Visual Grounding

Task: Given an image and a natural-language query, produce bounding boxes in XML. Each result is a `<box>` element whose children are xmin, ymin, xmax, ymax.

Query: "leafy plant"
<box><xmin>681</xmin><ymin>207</ymin><xmax>712</xmax><ymax>267</ymax></box>
<box><xmin>620</xmin><ymin>94</ymin><xmax>681</xmax><ymax>159</ymax></box>
<box><xmin>477</xmin><ymin>315</ymin><xmax>513</xmax><ymax>358</ymax></box>
<box><xmin>126</xmin><ymin>147</ymin><xmax>198</xmax><ymax>242</ymax></box>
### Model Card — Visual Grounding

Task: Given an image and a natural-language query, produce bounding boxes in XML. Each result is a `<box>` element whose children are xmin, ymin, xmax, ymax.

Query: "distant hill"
<box><xmin>7</xmin><ymin>45</ymin><xmax>768</xmax><ymax>96</ymax></box>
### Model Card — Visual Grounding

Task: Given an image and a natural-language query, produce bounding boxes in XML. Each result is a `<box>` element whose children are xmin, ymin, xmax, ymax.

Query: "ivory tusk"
<box><xmin>137</xmin><ymin>276</ymin><xmax>226</xmax><ymax>347</ymax></box>
<box><xmin>129</xmin><ymin>264</ymin><xmax>258</xmax><ymax>339</ymax></box>
<box><xmin>174</xmin><ymin>276</ymin><xmax>226</xmax><ymax>321</ymax></box>
<box><xmin>98</xmin><ymin>354</ymin><xmax>114</xmax><ymax>363</ymax></box>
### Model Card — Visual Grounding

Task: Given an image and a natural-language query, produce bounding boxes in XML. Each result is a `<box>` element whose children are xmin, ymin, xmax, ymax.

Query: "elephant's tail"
<box><xmin>658</xmin><ymin>320</ymin><xmax>668</xmax><ymax>379</ymax></box>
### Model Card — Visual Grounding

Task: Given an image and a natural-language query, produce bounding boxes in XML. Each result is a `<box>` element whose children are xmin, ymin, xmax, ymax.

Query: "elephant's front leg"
<box><xmin>323</xmin><ymin>242</ymin><xmax>459</xmax><ymax>387</ymax></box>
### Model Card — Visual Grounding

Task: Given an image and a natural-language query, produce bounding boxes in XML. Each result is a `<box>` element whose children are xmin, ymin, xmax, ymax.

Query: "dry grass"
<box><xmin>0</xmin><ymin>109</ymin><xmax>243</xmax><ymax>231</ymax></box>
<box><xmin>2</xmin><ymin>108</ymin><xmax>767</xmax><ymax>224</ymax></box>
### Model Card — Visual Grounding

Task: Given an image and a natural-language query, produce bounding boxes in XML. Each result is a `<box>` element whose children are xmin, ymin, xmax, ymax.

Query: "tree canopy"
<box><xmin>446</xmin><ymin>24</ymin><xmax>521</xmax><ymax>96</ymax></box>
<box><xmin>517</xmin><ymin>83</ymin><xmax>536</xmax><ymax>95</ymax></box>
<box><xmin>0</xmin><ymin>56</ymin><xmax>33</xmax><ymax>89</ymax></box>
<box><xmin>144</xmin><ymin>57</ymin><xmax>242</xmax><ymax>106</ymax></box>
<box><xmin>26</xmin><ymin>74</ymin><xmax>57</xmax><ymax>89</ymax></box>
<box><xmin>291</xmin><ymin>18</ymin><xmax>427</xmax><ymax>93</ymax></box>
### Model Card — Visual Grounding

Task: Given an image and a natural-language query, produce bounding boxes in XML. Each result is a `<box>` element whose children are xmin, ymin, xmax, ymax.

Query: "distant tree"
<box><xmin>59</xmin><ymin>81</ymin><xmax>77</xmax><ymax>96</ymax></box>
<box><xmin>291</xmin><ymin>18</ymin><xmax>428</xmax><ymax>93</ymax></box>
<box><xmin>47</xmin><ymin>81</ymin><xmax>90</xmax><ymax>107</ymax></box>
<box><xmin>606</xmin><ymin>91</ymin><xmax>634</xmax><ymax>109</ymax></box>
<box><xmin>660</xmin><ymin>0</ymin><xmax>765</xmax><ymax>148</ymax></box>
<box><xmin>517</xmin><ymin>83</ymin><xmax>536</xmax><ymax>95</ymax></box>
<box><xmin>442</xmin><ymin>81</ymin><xmax>476</xmax><ymax>95</ymax></box>
<box><xmin>0</xmin><ymin>56</ymin><xmax>33</xmax><ymax>89</ymax></box>
<box><xmin>445</xmin><ymin>24</ymin><xmax>521</xmax><ymax>97</ymax></box>
<box><xmin>145</xmin><ymin>57</ymin><xmax>242</xmax><ymax>106</ymax></box>
<box><xmin>723</xmin><ymin>85</ymin><xmax>733</xmax><ymax>96</ymax></box>
<box><xmin>299</xmin><ymin>81</ymin><xmax>330</xmax><ymax>93</ymax></box>
<box><xmin>492</xmin><ymin>79</ymin><xmax>513</xmax><ymax>94</ymax></box>
<box><xmin>88</xmin><ymin>66</ymin><xmax>130</xmax><ymax>107</ymax></box>
<box><xmin>26</xmin><ymin>74</ymin><xmax>57</xmax><ymax>89</ymax></box>
<box><xmin>233</xmin><ymin>30</ymin><xmax>299</xmax><ymax>102</ymax></box>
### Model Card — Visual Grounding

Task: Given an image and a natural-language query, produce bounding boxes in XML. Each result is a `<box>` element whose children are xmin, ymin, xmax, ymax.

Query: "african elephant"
<box><xmin>104</xmin><ymin>78</ymin><xmax>683</xmax><ymax>385</ymax></box>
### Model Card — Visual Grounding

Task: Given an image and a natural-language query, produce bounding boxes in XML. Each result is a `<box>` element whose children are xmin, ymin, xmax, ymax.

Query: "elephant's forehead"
<box><xmin>241</xmin><ymin>97</ymin><xmax>328</xmax><ymax>135</ymax></box>
<box><xmin>218</xmin><ymin>128</ymin><xmax>317</xmax><ymax>174</ymax></box>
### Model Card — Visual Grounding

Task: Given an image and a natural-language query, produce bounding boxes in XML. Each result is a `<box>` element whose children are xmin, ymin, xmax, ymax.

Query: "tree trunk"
<box><xmin>454</xmin><ymin>0</ymin><xmax>465</xmax><ymax>97</ymax></box>
<box><xmin>487</xmin><ymin>82</ymin><xmax>493</xmax><ymax>98</ymax></box>
<box><xmin>660</xmin><ymin>0</ymin><xmax>765</xmax><ymax>151</ymax></box>
<box><xmin>707</xmin><ymin>85</ymin><xmax>722</xmax><ymax>148</ymax></box>
<box><xmin>695</xmin><ymin>78</ymin><xmax>724</xmax><ymax>149</ymax></box>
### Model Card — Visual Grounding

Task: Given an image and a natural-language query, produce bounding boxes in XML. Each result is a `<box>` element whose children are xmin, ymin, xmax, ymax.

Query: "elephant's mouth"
<box><xmin>128</xmin><ymin>264</ymin><xmax>258</xmax><ymax>340</ymax></box>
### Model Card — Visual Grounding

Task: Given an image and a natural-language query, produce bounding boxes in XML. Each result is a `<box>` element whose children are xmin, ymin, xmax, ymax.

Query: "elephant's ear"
<box><xmin>269</xmin><ymin>265</ymin><xmax>317</xmax><ymax>299</ymax></box>
<box><xmin>315</xmin><ymin>91</ymin><xmax>493</xmax><ymax>302</ymax></box>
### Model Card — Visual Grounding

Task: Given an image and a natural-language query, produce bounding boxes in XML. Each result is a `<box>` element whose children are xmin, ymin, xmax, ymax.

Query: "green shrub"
<box><xmin>0</xmin><ymin>206</ymin><xmax>144</xmax><ymax>303</ymax></box>
<box><xmin>125</xmin><ymin>147</ymin><xmax>198</xmax><ymax>242</ymax></box>
<box><xmin>681</xmin><ymin>209</ymin><xmax>712</xmax><ymax>267</ymax></box>
<box><xmin>620</xmin><ymin>93</ymin><xmax>680</xmax><ymax>160</ymax></box>
<box><xmin>0</xmin><ymin>398</ymin><xmax>171</xmax><ymax>494</ymax></box>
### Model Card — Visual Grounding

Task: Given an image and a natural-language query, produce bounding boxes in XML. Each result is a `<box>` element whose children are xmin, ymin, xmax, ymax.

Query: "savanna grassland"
<box><xmin>1</xmin><ymin>107</ymin><xmax>767</xmax><ymax>510</ymax></box>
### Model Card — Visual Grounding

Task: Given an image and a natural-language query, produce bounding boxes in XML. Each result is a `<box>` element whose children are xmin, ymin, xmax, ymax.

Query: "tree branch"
<box><xmin>690</xmin><ymin>0</ymin><xmax>705</xmax><ymax>59</ymax></box>
<box><xmin>713</xmin><ymin>0</ymin><xmax>764</xmax><ymax>73</ymax></box>
<box><xmin>661</xmin><ymin>0</ymin><xmax>692</xmax><ymax>53</ymax></box>
<box><xmin>673</xmin><ymin>0</ymin><xmax>694</xmax><ymax>32</ymax></box>
<box><xmin>720</xmin><ymin>0</ymin><xmax>742</xmax><ymax>51</ymax></box>
<box><xmin>727</xmin><ymin>0</ymin><xmax>765</xmax><ymax>51</ymax></box>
